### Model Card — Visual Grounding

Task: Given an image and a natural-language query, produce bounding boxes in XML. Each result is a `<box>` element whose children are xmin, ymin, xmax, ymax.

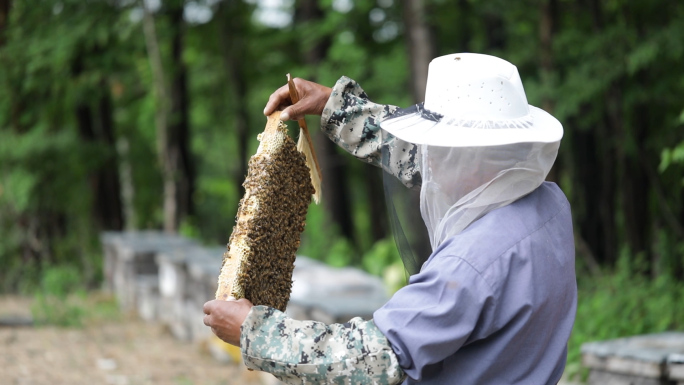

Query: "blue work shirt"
<box><xmin>373</xmin><ymin>182</ymin><xmax>577</xmax><ymax>384</ymax></box>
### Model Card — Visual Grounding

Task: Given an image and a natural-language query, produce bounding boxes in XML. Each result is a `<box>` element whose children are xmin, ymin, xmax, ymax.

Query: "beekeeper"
<box><xmin>203</xmin><ymin>53</ymin><xmax>577</xmax><ymax>384</ymax></box>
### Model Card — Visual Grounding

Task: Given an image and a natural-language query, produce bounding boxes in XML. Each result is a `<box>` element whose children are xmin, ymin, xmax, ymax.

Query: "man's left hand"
<box><xmin>203</xmin><ymin>298</ymin><xmax>253</xmax><ymax>346</ymax></box>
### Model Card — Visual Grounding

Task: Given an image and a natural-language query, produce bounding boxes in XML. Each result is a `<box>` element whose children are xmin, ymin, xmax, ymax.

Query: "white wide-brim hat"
<box><xmin>380</xmin><ymin>53</ymin><xmax>563</xmax><ymax>147</ymax></box>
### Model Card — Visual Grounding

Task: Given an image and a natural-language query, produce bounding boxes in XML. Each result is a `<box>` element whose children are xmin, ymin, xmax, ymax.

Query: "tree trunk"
<box><xmin>578</xmin><ymin>0</ymin><xmax>621</xmax><ymax>266</ymax></box>
<box><xmin>316</xmin><ymin>135</ymin><xmax>355</xmax><ymax>241</ymax></box>
<box><xmin>621</xmin><ymin>88</ymin><xmax>650</xmax><ymax>263</ymax></box>
<box><xmin>142</xmin><ymin>1</ymin><xmax>176</xmax><ymax>232</ymax></box>
<box><xmin>296</xmin><ymin>0</ymin><xmax>356</xmax><ymax>244</ymax></box>
<box><xmin>539</xmin><ymin>0</ymin><xmax>559</xmax><ymax>182</ymax></box>
<box><xmin>0</xmin><ymin>0</ymin><xmax>22</xmax><ymax>133</ymax></box>
<box><xmin>598</xmin><ymin>101</ymin><xmax>618</xmax><ymax>266</ymax></box>
<box><xmin>168</xmin><ymin>5</ymin><xmax>194</xmax><ymax>224</ymax></box>
<box><xmin>402</xmin><ymin>0</ymin><xmax>435</xmax><ymax>103</ymax></box>
<box><xmin>73</xmin><ymin>54</ymin><xmax>124</xmax><ymax>231</ymax></box>
<box><xmin>96</xmin><ymin>94</ymin><xmax>124</xmax><ymax>230</ymax></box>
<box><xmin>0</xmin><ymin>0</ymin><xmax>9</xmax><ymax>47</ymax></box>
<box><xmin>573</xmin><ymin>111</ymin><xmax>617</xmax><ymax>266</ymax></box>
<box><xmin>484</xmin><ymin>11</ymin><xmax>506</xmax><ymax>51</ymax></box>
<box><xmin>116</xmin><ymin>137</ymin><xmax>137</xmax><ymax>230</ymax></box>
<box><xmin>456</xmin><ymin>0</ymin><xmax>470</xmax><ymax>51</ymax></box>
<box><xmin>218</xmin><ymin>1</ymin><xmax>250</xmax><ymax>196</ymax></box>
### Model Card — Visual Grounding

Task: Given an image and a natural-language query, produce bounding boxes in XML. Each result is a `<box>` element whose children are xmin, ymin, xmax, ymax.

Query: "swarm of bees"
<box><xmin>215</xmin><ymin>111</ymin><xmax>314</xmax><ymax>312</ymax></box>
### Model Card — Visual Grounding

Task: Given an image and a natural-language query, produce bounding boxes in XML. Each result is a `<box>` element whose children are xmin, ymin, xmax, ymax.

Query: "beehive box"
<box><xmin>187</xmin><ymin>247</ymin><xmax>225</xmax><ymax>343</ymax></box>
<box><xmin>668</xmin><ymin>353</ymin><xmax>684</xmax><ymax>385</ymax></box>
<box><xmin>288</xmin><ymin>256</ymin><xmax>389</xmax><ymax>324</ymax></box>
<box><xmin>100</xmin><ymin>231</ymin><xmax>196</xmax><ymax>312</ymax></box>
<box><xmin>581</xmin><ymin>332</ymin><xmax>684</xmax><ymax>385</ymax></box>
<box><xmin>156</xmin><ymin>245</ymin><xmax>206</xmax><ymax>340</ymax></box>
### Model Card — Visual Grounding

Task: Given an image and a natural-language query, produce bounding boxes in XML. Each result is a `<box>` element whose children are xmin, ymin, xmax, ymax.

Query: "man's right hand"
<box><xmin>263</xmin><ymin>78</ymin><xmax>332</xmax><ymax>121</ymax></box>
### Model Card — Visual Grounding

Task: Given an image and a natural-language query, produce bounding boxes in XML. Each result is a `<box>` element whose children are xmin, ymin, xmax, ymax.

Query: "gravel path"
<box><xmin>0</xmin><ymin>296</ymin><xmax>265</xmax><ymax>385</ymax></box>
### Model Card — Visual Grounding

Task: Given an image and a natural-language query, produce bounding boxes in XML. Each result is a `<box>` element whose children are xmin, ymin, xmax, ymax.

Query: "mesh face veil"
<box><xmin>380</xmin><ymin>130</ymin><xmax>558</xmax><ymax>275</ymax></box>
<box><xmin>419</xmin><ymin>141</ymin><xmax>558</xmax><ymax>251</ymax></box>
<box><xmin>380</xmin><ymin>133</ymin><xmax>430</xmax><ymax>276</ymax></box>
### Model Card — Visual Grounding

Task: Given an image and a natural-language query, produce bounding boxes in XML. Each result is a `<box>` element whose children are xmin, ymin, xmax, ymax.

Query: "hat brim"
<box><xmin>379</xmin><ymin>104</ymin><xmax>563</xmax><ymax>147</ymax></box>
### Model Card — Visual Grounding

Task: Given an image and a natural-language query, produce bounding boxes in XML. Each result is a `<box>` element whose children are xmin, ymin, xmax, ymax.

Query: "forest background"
<box><xmin>1</xmin><ymin>0</ymin><xmax>683</xmax><ymax>378</ymax></box>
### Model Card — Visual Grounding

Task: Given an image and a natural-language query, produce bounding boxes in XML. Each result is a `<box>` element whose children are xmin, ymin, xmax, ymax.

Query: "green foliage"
<box><xmin>362</xmin><ymin>238</ymin><xmax>407</xmax><ymax>293</ymax></box>
<box><xmin>362</xmin><ymin>238</ymin><xmax>400</xmax><ymax>276</ymax></box>
<box><xmin>325</xmin><ymin>238</ymin><xmax>357</xmax><ymax>267</ymax></box>
<box><xmin>298</xmin><ymin>201</ymin><xmax>329</xmax><ymax>261</ymax></box>
<box><xmin>40</xmin><ymin>265</ymin><xmax>83</xmax><ymax>297</ymax></box>
<box><xmin>0</xmin><ymin>128</ymin><xmax>99</xmax><ymax>289</ymax></box>
<box><xmin>32</xmin><ymin>292</ymin><xmax>87</xmax><ymax>328</ymax></box>
<box><xmin>298</xmin><ymin>203</ymin><xmax>358</xmax><ymax>267</ymax></box>
<box><xmin>30</xmin><ymin>265</ymin><xmax>120</xmax><ymax>327</ymax></box>
<box><xmin>0</xmin><ymin>0</ymin><xmax>134</xmax><ymax>291</ymax></box>
<box><xmin>566</xmin><ymin>258</ymin><xmax>684</xmax><ymax>380</ymax></box>
<box><xmin>31</xmin><ymin>265</ymin><xmax>86</xmax><ymax>327</ymax></box>
<box><xmin>659</xmin><ymin>141</ymin><xmax>684</xmax><ymax>173</ymax></box>
<box><xmin>173</xmin><ymin>376</ymin><xmax>194</xmax><ymax>385</ymax></box>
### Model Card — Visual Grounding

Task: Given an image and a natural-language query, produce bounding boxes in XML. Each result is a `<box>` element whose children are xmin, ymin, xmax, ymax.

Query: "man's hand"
<box><xmin>203</xmin><ymin>298</ymin><xmax>253</xmax><ymax>346</ymax></box>
<box><xmin>263</xmin><ymin>78</ymin><xmax>332</xmax><ymax>121</ymax></box>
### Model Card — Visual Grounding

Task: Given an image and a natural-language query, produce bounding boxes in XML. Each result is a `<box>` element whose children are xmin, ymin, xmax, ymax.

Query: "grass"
<box><xmin>30</xmin><ymin>265</ymin><xmax>120</xmax><ymax>327</ymax></box>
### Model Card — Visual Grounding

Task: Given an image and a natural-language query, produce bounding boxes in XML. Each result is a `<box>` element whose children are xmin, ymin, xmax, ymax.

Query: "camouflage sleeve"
<box><xmin>240</xmin><ymin>306</ymin><xmax>407</xmax><ymax>385</ymax></box>
<box><xmin>320</xmin><ymin>76</ymin><xmax>420</xmax><ymax>187</ymax></box>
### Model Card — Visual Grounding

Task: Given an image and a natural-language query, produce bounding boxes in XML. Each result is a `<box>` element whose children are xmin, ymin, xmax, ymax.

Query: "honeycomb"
<box><xmin>215</xmin><ymin>112</ymin><xmax>314</xmax><ymax>311</ymax></box>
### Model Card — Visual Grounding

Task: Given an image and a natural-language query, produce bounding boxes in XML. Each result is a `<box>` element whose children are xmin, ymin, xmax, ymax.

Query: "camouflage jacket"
<box><xmin>320</xmin><ymin>76</ymin><xmax>420</xmax><ymax>187</ymax></box>
<box><xmin>241</xmin><ymin>306</ymin><xmax>406</xmax><ymax>385</ymax></box>
<box><xmin>238</xmin><ymin>77</ymin><xmax>412</xmax><ymax>384</ymax></box>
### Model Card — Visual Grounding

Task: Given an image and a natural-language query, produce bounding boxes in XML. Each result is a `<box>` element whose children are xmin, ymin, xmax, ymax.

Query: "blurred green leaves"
<box><xmin>30</xmin><ymin>265</ymin><xmax>120</xmax><ymax>327</ymax></box>
<box><xmin>0</xmin><ymin>169</ymin><xmax>35</xmax><ymax>213</ymax></box>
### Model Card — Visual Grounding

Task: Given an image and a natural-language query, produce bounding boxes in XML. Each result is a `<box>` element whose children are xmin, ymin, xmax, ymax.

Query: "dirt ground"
<box><xmin>0</xmin><ymin>295</ymin><xmax>583</xmax><ymax>385</ymax></box>
<box><xmin>0</xmin><ymin>295</ymin><xmax>268</xmax><ymax>385</ymax></box>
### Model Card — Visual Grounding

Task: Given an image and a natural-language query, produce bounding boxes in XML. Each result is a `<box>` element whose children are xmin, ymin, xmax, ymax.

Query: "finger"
<box><xmin>264</xmin><ymin>85</ymin><xmax>291</xmax><ymax>116</ymax></box>
<box><xmin>282</xmin><ymin>103</ymin><xmax>305</xmax><ymax>121</ymax></box>
<box><xmin>203</xmin><ymin>300</ymin><xmax>214</xmax><ymax>315</ymax></box>
<box><xmin>203</xmin><ymin>314</ymin><xmax>211</xmax><ymax>326</ymax></box>
<box><xmin>227</xmin><ymin>296</ymin><xmax>236</xmax><ymax>301</ymax></box>
<box><xmin>236</xmin><ymin>297</ymin><xmax>254</xmax><ymax>307</ymax></box>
